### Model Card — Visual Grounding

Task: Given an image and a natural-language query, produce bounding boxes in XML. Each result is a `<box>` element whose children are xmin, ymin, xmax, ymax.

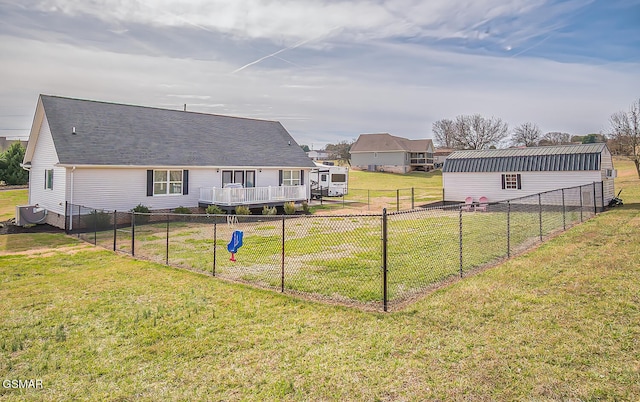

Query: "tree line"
<box><xmin>432</xmin><ymin>98</ymin><xmax>639</xmax><ymax>178</ymax></box>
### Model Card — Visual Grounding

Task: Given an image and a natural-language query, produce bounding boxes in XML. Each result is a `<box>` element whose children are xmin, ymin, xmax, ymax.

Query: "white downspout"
<box><xmin>69</xmin><ymin>166</ymin><xmax>76</xmax><ymax>230</ymax></box>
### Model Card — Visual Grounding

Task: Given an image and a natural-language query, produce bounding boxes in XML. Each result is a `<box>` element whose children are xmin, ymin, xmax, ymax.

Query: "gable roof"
<box><xmin>442</xmin><ymin>144</ymin><xmax>608</xmax><ymax>173</ymax></box>
<box><xmin>350</xmin><ymin>133</ymin><xmax>433</xmax><ymax>153</ymax></box>
<box><xmin>26</xmin><ymin>95</ymin><xmax>315</xmax><ymax>168</ymax></box>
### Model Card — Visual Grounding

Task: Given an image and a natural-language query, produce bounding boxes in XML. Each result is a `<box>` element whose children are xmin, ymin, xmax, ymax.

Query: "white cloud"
<box><xmin>1</xmin><ymin>0</ymin><xmax>637</xmax><ymax>147</ymax></box>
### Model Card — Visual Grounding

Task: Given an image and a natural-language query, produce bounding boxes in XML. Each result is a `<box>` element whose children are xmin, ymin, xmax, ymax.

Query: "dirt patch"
<box><xmin>0</xmin><ymin>220</ymin><xmax>63</xmax><ymax>235</ymax></box>
<box><xmin>0</xmin><ymin>243</ymin><xmax>95</xmax><ymax>257</ymax></box>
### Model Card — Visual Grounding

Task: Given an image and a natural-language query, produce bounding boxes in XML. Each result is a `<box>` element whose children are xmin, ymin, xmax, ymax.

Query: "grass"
<box><xmin>0</xmin><ymin>159</ymin><xmax>637</xmax><ymax>400</ymax></box>
<box><xmin>0</xmin><ymin>189</ymin><xmax>28</xmax><ymax>221</ymax></box>
<box><xmin>0</xmin><ymin>163</ymin><xmax>638</xmax><ymax>399</ymax></box>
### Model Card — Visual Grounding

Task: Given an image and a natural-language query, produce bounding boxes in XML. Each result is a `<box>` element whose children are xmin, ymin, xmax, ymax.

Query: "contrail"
<box><xmin>232</xmin><ymin>26</ymin><xmax>341</xmax><ymax>74</ymax></box>
<box><xmin>510</xmin><ymin>32</ymin><xmax>555</xmax><ymax>58</ymax></box>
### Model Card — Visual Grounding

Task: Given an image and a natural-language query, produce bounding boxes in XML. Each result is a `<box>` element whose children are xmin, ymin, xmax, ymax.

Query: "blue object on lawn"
<box><xmin>227</xmin><ymin>230</ymin><xmax>244</xmax><ymax>253</ymax></box>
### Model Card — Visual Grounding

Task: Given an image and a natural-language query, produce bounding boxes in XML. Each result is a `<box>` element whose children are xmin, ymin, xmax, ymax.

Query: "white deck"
<box><xmin>199</xmin><ymin>185</ymin><xmax>307</xmax><ymax>206</ymax></box>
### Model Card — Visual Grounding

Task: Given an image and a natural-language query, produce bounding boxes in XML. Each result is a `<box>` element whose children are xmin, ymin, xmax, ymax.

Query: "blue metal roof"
<box><xmin>442</xmin><ymin>144</ymin><xmax>606</xmax><ymax>173</ymax></box>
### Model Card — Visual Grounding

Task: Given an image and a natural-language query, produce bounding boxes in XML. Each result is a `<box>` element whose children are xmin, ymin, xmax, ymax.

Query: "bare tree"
<box><xmin>539</xmin><ymin>131</ymin><xmax>571</xmax><ymax>146</ymax></box>
<box><xmin>432</xmin><ymin>118</ymin><xmax>456</xmax><ymax>148</ymax></box>
<box><xmin>511</xmin><ymin>122</ymin><xmax>542</xmax><ymax>147</ymax></box>
<box><xmin>452</xmin><ymin>114</ymin><xmax>509</xmax><ymax>150</ymax></box>
<box><xmin>608</xmin><ymin>98</ymin><xmax>640</xmax><ymax>178</ymax></box>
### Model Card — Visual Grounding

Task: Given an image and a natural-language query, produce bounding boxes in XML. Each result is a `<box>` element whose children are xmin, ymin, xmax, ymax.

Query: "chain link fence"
<box><xmin>65</xmin><ymin>182</ymin><xmax>604</xmax><ymax>311</ymax></box>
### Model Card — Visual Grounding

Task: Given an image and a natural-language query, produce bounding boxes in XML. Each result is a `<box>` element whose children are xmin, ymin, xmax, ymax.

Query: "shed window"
<box><xmin>501</xmin><ymin>173</ymin><xmax>522</xmax><ymax>190</ymax></box>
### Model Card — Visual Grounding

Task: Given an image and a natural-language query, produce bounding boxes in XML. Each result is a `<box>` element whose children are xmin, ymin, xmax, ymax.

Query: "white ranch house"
<box><xmin>22</xmin><ymin>95</ymin><xmax>316</xmax><ymax>228</ymax></box>
<box><xmin>442</xmin><ymin>144</ymin><xmax>616</xmax><ymax>205</ymax></box>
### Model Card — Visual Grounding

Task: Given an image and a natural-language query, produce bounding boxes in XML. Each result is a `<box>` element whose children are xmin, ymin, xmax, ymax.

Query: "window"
<box><xmin>501</xmin><ymin>174</ymin><xmax>522</xmax><ymax>190</ymax></box>
<box><xmin>282</xmin><ymin>170</ymin><xmax>301</xmax><ymax>186</ymax></box>
<box><xmin>222</xmin><ymin>170</ymin><xmax>256</xmax><ymax>187</ymax></box>
<box><xmin>44</xmin><ymin>169</ymin><xmax>53</xmax><ymax>190</ymax></box>
<box><xmin>331</xmin><ymin>173</ymin><xmax>346</xmax><ymax>183</ymax></box>
<box><xmin>320</xmin><ymin>174</ymin><xmax>328</xmax><ymax>182</ymax></box>
<box><xmin>154</xmin><ymin>170</ymin><xmax>183</xmax><ymax>195</ymax></box>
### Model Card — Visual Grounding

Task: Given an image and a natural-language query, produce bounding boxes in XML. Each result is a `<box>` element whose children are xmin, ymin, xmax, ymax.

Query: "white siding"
<box><xmin>351</xmin><ymin>152</ymin><xmax>406</xmax><ymax>167</ymax></box>
<box><xmin>68</xmin><ymin>167</ymin><xmax>311</xmax><ymax>211</ymax></box>
<box><xmin>28</xmin><ymin>117</ymin><xmax>66</xmax><ymax>215</ymax></box>
<box><xmin>600</xmin><ymin>147</ymin><xmax>615</xmax><ymax>204</ymax></box>
<box><xmin>443</xmin><ymin>171</ymin><xmax>603</xmax><ymax>203</ymax></box>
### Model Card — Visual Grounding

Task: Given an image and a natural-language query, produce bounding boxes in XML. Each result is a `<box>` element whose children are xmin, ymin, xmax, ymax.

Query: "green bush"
<box><xmin>173</xmin><ymin>206</ymin><xmax>192</xmax><ymax>214</ymax></box>
<box><xmin>301</xmin><ymin>201</ymin><xmax>310</xmax><ymax>214</ymax></box>
<box><xmin>235</xmin><ymin>205</ymin><xmax>251</xmax><ymax>215</ymax></box>
<box><xmin>206</xmin><ymin>205</ymin><xmax>225</xmax><ymax>215</ymax></box>
<box><xmin>131</xmin><ymin>203</ymin><xmax>150</xmax><ymax>224</ymax></box>
<box><xmin>88</xmin><ymin>210</ymin><xmax>112</xmax><ymax>230</ymax></box>
<box><xmin>283</xmin><ymin>202</ymin><xmax>296</xmax><ymax>215</ymax></box>
<box><xmin>262</xmin><ymin>205</ymin><xmax>277</xmax><ymax>215</ymax></box>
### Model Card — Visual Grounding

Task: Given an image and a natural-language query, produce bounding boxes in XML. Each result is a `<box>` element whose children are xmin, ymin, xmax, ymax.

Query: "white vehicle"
<box><xmin>310</xmin><ymin>163</ymin><xmax>349</xmax><ymax>198</ymax></box>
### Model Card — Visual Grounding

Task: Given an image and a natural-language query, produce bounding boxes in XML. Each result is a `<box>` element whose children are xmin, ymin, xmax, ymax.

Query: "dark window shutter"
<box><xmin>147</xmin><ymin>170</ymin><xmax>154</xmax><ymax>196</ymax></box>
<box><xmin>183</xmin><ymin>170</ymin><xmax>189</xmax><ymax>195</ymax></box>
<box><xmin>44</xmin><ymin>171</ymin><xmax>47</xmax><ymax>189</ymax></box>
<box><xmin>517</xmin><ymin>174</ymin><xmax>522</xmax><ymax>189</ymax></box>
<box><xmin>501</xmin><ymin>174</ymin><xmax>506</xmax><ymax>189</ymax></box>
<box><xmin>300</xmin><ymin>170</ymin><xmax>304</xmax><ymax>185</ymax></box>
<box><xmin>279</xmin><ymin>170</ymin><xmax>283</xmax><ymax>186</ymax></box>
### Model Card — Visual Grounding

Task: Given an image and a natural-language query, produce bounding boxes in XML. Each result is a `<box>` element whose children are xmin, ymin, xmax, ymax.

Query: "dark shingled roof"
<box><xmin>443</xmin><ymin>144</ymin><xmax>607</xmax><ymax>173</ymax></box>
<box><xmin>40</xmin><ymin>95</ymin><xmax>315</xmax><ymax>168</ymax></box>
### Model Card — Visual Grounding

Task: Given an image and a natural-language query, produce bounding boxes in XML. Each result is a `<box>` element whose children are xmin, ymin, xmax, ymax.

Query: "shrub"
<box><xmin>132</xmin><ymin>204</ymin><xmax>150</xmax><ymax>213</ymax></box>
<box><xmin>173</xmin><ymin>206</ymin><xmax>192</xmax><ymax>214</ymax></box>
<box><xmin>206</xmin><ymin>205</ymin><xmax>225</xmax><ymax>215</ymax></box>
<box><xmin>131</xmin><ymin>203</ymin><xmax>150</xmax><ymax>224</ymax></box>
<box><xmin>262</xmin><ymin>205</ymin><xmax>277</xmax><ymax>215</ymax></box>
<box><xmin>301</xmin><ymin>201</ymin><xmax>310</xmax><ymax>214</ymax></box>
<box><xmin>283</xmin><ymin>201</ymin><xmax>296</xmax><ymax>215</ymax></box>
<box><xmin>88</xmin><ymin>210</ymin><xmax>112</xmax><ymax>230</ymax></box>
<box><xmin>235</xmin><ymin>205</ymin><xmax>251</xmax><ymax>215</ymax></box>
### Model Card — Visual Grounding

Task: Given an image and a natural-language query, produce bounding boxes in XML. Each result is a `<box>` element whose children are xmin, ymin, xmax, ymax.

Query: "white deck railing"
<box><xmin>199</xmin><ymin>185</ymin><xmax>307</xmax><ymax>206</ymax></box>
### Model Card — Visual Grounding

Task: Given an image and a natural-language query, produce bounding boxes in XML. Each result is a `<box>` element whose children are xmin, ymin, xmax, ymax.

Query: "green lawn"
<box><xmin>0</xmin><ymin>189</ymin><xmax>27</xmax><ymax>221</ymax></box>
<box><xmin>0</xmin><ymin>159</ymin><xmax>638</xmax><ymax>400</ymax></box>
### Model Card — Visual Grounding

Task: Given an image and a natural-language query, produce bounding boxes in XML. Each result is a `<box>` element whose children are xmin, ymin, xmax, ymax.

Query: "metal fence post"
<box><xmin>593</xmin><ymin>182</ymin><xmax>597</xmax><ymax>215</ymax></box>
<box><xmin>411</xmin><ymin>187</ymin><xmax>415</xmax><ymax>210</ymax></box>
<box><xmin>459</xmin><ymin>206</ymin><xmax>463</xmax><ymax>278</ymax></box>
<box><xmin>396</xmin><ymin>189</ymin><xmax>400</xmax><ymax>212</ymax></box>
<box><xmin>600</xmin><ymin>181</ymin><xmax>604</xmax><ymax>211</ymax></box>
<box><xmin>212</xmin><ymin>218</ymin><xmax>217</xmax><ymax>276</ymax></box>
<box><xmin>77</xmin><ymin>205</ymin><xmax>81</xmax><ymax>238</ymax></box>
<box><xmin>368</xmin><ymin>189</ymin><xmax>370</xmax><ymax>210</ymax></box>
<box><xmin>281</xmin><ymin>215</ymin><xmax>285</xmax><ymax>293</ymax></box>
<box><xmin>166</xmin><ymin>215</ymin><xmax>170</xmax><ymax>265</ymax></box>
<box><xmin>579</xmin><ymin>185</ymin><xmax>583</xmax><ymax>222</ymax></box>
<box><xmin>93</xmin><ymin>209</ymin><xmax>97</xmax><ymax>245</ymax></box>
<box><xmin>382</xmin><ymin>208</ymin><xmax>388</xmax><ymax>312</ymax></box>
<box><xmin>538</xmin><ymin>194</ymin><xmax>543</xmax><ymax>242</ymax></box>
<box><xmin>507</xmin><ymin>201</ymin><xmax>511</xmax><ymax>258</ymax></box>
<box><xmin>131</xmin><ymin>212</ymin><xmax>136</xmax><ymax>256</ymax></box>
<box><xmin>113</xmin><ymin>210</ymin><xmax>117</xmax><ymax>251</ymax></box>
<box><xmin>64</xmin><ymin>201</ymin><xmax>69</xmax><ymax>234</ymax></box>
<box><xmin>561</xmin><ymin>189</ymin><xmax>566</xmax><ymax>231</ymax></box>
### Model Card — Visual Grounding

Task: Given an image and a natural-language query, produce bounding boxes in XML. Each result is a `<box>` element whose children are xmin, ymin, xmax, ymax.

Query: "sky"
<box><xmin>0</xmin><ymin>0</ymin><xmax>639</xmax><ymax>149</ymax></box>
